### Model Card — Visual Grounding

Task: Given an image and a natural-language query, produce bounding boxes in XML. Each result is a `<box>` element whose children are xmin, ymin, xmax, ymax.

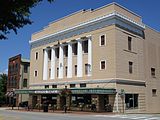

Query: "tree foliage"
<box><xmin>0</xmin><ymin>0</ymin><xmax>54</xmax><ymax>40</ymax></box>
<box><xmin>0</xmin><ymin>74</ymin><xmax>7</xmax><ymax>105</ymax></box>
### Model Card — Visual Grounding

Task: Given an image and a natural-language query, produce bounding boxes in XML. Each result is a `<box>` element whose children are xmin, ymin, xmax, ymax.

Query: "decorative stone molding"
<box><xmin>29</xmin><ymin>12</ymin><xmax>145</xmax><ymax>49</ymax></box>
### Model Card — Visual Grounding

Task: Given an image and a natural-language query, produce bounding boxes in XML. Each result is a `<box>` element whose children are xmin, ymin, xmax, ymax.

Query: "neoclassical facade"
<box><xmin>16</xmin><ymin>2</ymin><xmax>160</xmax><ymax>113</ymax></box>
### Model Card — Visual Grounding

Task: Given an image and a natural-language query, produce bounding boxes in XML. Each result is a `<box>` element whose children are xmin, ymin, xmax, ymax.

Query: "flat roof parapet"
<box><xmin>31</xmin><ymin>2</ymin><xmax>142</xmax><ymax>41</ymax></box>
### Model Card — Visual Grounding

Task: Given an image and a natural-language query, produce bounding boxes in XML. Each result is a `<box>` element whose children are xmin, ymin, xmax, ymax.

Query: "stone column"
<box><xmin>88</xmin><ymin>36</ymin><xmax>92</xmax><ymax>76</ymax></box>
<box><xmin>115</xmin><ymin>93</ymin><xmax>119</xmax><ymax>113</ymax></box>
<box><xmin>58</xmin><ymin>45</ymin><xmax>64</xmax><ymax>79</ymax></box>
<box><xmin>77</xmin><ymin>39</ymin><xmax>83</xmax><ymax>77</ymax></box>
<box><xmin>66</xmin><ymin>95</ymin><xmax>71</xmax><ymax>110</ymax></box>
<box><xmin>67</xmin><ymin>43</ymin><xmax>72</xmax><ymax>78</ymax></box>
<box><xmin>43</xmin><ymin>49</ymin><xmax>48</xmax><ymax>80</ymax></box>
<box><xmin>109</xmin><ymin>95</ymin><xmax>115</xmax><ymax>112</ymax></box>
<box><xmin>28</xmin><ymin>94</ymin><xmax>33</xmax><ymax>106</ymax></box>
<box><xmin>57</xmin><ymin>95</ymin><xmax>61</xmax><ymax>110</ymax></box>
<box><xmin>50</xmin><ymin>47</ymin><xmax>55</xmax><ymax>79</ymax></box>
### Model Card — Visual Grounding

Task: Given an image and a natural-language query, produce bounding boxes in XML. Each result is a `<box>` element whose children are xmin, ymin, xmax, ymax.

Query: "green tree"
<box><xmin>0</xmin><ymin>74</ymin><xmax>7</xmax><ymax>105</ymax></box>
<box><xmin>0</xmin><ymin>0</ymin><xmax>54</xmax><ymax>40</ymax></box>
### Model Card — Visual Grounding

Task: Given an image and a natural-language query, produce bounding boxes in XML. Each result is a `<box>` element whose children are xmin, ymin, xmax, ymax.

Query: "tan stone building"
<box><xmin>16</xmin><ymin>2</ymin><xmax>160</xmax><ymax>113</ymax></box>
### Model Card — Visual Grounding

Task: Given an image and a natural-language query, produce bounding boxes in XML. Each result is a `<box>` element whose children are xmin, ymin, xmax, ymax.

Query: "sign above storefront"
<box><xmin>35</xmin><ymin>90</ymin><xmax>59</xmax><ymax>94</ymax></box>
<box><xmin>15</xmin><ymin>88</ymin><xmax>116</xmax><ymax>95</ymax></box>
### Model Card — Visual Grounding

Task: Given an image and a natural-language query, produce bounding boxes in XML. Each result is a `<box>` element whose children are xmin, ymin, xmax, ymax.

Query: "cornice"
<box><xmin>29</xmin><ymin>12</ymin><xmax>145</xmax><ymax>49</ymax></box>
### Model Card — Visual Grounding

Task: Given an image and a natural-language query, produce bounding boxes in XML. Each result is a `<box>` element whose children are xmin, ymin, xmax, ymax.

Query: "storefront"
<box><xmin>15</xmin><ymin>88</ymin><xmax>116</xmax><ymax>112</ymax></box>
<box><xmin>5</xmin><ymin>91</ymin><xmax>16</xmax><ymax>106</ymax></box>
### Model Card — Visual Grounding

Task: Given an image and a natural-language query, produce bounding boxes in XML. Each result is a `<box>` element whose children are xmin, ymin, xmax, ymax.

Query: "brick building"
<box><xmin>6</xmin><ymin>54</ymin><xmax>30</xmax><ymax>106</ymax></box>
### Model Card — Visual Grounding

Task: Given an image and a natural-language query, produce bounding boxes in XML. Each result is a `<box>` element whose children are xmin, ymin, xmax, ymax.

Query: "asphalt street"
<box><xmin>0</xmin><ymin>108</ymin><xmax>160</xmax><ymax>120</ymax></box>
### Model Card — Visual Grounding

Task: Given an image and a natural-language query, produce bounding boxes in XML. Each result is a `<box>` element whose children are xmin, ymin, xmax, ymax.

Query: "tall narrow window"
<box><xmin>128</xmin><ymin>36</ymin><xmax>132</xmax><ymax>51</ymax></box>
<box><xmin>49</xmin><ymin>68</ymin><xmax>51</xmax><ymax>78</ymax></box>
<box><xmin>24</xmin><ymin>65</ymin><xmax>28</xmax><ymax>73</ymax></box>
<box><xmin>57</xmin><ymin>68</ymin><xmax>59</xmax><ymax>77</ymax></box>
<box><xmin>100</xmin><ymin>35</ymin><xmax>106</xmax><ymax>46</ymax></box>
<box><xmin>65</xmin><ymin>66</ymin><xmax>68</xmax><ymax>77</ymax></box>
<box><xmin>35</xmin><ymin>52</ymin><xmax>38</xmax><ymax>60</ymax></box>
<box><xmin>64</xmin><ymin>46</ymin><xmax>68</xmax><ymax>57</ymax></box>
<box><xmin>75</xmin><ymin>65</ymin><xmax>77</xmax><ymax>76</ymax></box>
<box><xmin>72</xmin><ymin>43</ymin><xmax>77</xmax><ymax>55</ymax></box>
<box><xmin>48</xmin><ymin>49</ymin><xmax>51</xmax><ymax>60</ymax></box>
<box><xmin>15</xmin><ymin>63</ymin><xmax>18</xmax><ymax>70</ymax></box>
<box><xmin>34</xmin><ymin>71</ymin><xmax>38</xmax><ymax>77</ymax></box>
<box><xmin>85</xmin><ymin>64</ymin><xmax>89</xmax><ymax>75</ymax></box>
<box><xmin>129</xmin><ymin>61</ymin><xmax>133</xmax><ymax>74</ymax></box>
<box><xmin>23</xmin><ymin>79</ymin><xmax>27</xmax><ymax>87</ymax></box>
<box><xmin>100</xmin><ymin>60</ymin><xmax>106</xmax><ymax>70</ymax></box>
<box><xmin>151</xmin><ymin>68</ymin><xmax>155</xmax><ymax>77</ymax></box>
<box><xmin>55</xmin><ymin>48</ymin><xmax>59</xmax><ymax>58</ymax></box>
<box><xmin>83</xmin><ymin>40</ymin><xmax>88</xmax><ymax>53</ymax></box>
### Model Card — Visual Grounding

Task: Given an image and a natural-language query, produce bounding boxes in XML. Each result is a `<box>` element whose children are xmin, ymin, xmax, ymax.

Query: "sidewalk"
<box><xmin>6</xmin><ymin>107</ymin><xmax>115</xmax><ymax>115</ymax></box>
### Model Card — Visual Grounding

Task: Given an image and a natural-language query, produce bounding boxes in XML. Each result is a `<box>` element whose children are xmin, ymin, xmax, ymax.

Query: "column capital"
<box><xmin>76</xmin><ymin>38</ymin><xmax>81</xmax><ymax>41</ymax></box>
<box><xmin>86</xmin><ymin>35</ymin><xmax>92</xmax><ymax>39</ymax></box>
<box><xmin>43</xmin><ymin>46</ymin><xmax>51</xmax><ymax>51</ymax></box>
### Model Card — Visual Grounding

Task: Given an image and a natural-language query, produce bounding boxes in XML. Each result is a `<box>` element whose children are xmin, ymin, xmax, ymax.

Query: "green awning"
<box><xmin>15</xmin><ymin>88</ymin><xmax>116</xmax><ymax>95</ymax></box>
<box><xmin>71</xmin><ymin>88</ymin><xmax>116</xmax><ymax>94</ymax></box>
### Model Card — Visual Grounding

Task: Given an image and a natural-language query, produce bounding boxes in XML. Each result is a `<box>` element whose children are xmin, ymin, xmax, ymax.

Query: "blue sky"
<box><xmin>0</xmin><ymin>0</ymin><xmax>160</xmax><ymax>73</ymax></box>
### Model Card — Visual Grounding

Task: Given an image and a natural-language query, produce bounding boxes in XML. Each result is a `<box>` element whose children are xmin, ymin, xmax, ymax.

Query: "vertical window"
<box><xmin>152</xmin><ymin>89</ymin><xmax>157</xmax><ymax>97</ymax></box>
<box><xmin>83</xmin><ymin>40</ymin><xmax>88</xmax><ymax>53</ymax></box>
<box><xmin>129</xmin><ymin>61</ymin><xmax>133</xmax><ymax>74</ymax></box>
<box><xmin>35</xmin><ymin>52</ymin><xmax>38</xmax><ymax>60</ymax></box>
<box><xmin>10</xmin><ymin>77</ymin><xmax>13</xmax><ymax>86</ymax></box>
<box><xmin>55</xmin><ymin>48</ymin><xmax>59</xmax><ymax>58</ymax></box>
<box><xmin>151</xmin><ymin>68</ymin><xmax>155</xmax><ymax>77</ymax></box>
<box><xmin>57</xmin><ymin>68</ymin><xmax>59</xmax><ymax>77</ymax></box>
<box><xmin>49</xmin><ymin>68</ymin><xmax>51</xmax><ymax>78</ymax></box>
<box><xmin>65</xmin><ymin>66</ymin><xmax>68</xmax><ymax>77</ymax></box>
<box><xmin>125</xmin><ymin>94</ymin><xmax>138</xmax><ymax>109</ymax></box>
<box><xmin>85</xmin><ymin>64</ymin><xmax>89</xmax><ymax>75</ymax></box>
<box><xmin>15</xmin><ymin>63</ymin><xmax>18</xmax><ymax>70</ymax></box>
<box><xmin>75</xmin><ymin>65</ymin><xmax>77</xmax><ymax>76</ymax></box>
<box><xmin>48</xmin><ymin>49</ymin><xmax>51</xmax><ymax>60</ymax></box>
<box><xmin>80</xmin><ymin>83</ymin><xmax>86</xmax><ymax>88</ymax></box>
<box><xmin>24</xmin><ymin>65</ymin><xmax>28</xmax><ymax>73</ymax></box>
<box><xmin>45</xmin><ymin>85</ymin><xmax>49</xmax><ymax>89</ymax></box>
<box><xmin>100</xmin><ymin>60</ymin><xmax>106</xmax><ymax>70</ymax></box>
<box><xmin>100</xmin><ymin>35</ymin><xmax>106</xmax><ymax>46</ymax></box>
<box><xmin>64</xmin><ymin>46</ymin><xmax>68</xmax><ymax>57</ymax></box>
<box><xmin>72</xmin><ymin>43</ymin><xmax>77</xmax><ymax>55</ymax></box>
<box><xmin>13</xmin><ymin>76</ymin><xmax>17</xmax><ymax>87</ymax></box>
<box><xmin>34</xmin><ymin>71</ymin><xmax>38</xmax><ymax>77</ymax></box>
<box><xmin>23</xmin><ymin>79</ymin><xmax>27</xmax><ymax>87</ymax></box>
<box><xmin>52</xmin><ymin>85</ymin><xmax>57</xmax><ymax>88</ymax></box>
<box><xmin>128</xmin><ymin>36</ymin><xmax>132</xmax><ymax>51</ymax></box>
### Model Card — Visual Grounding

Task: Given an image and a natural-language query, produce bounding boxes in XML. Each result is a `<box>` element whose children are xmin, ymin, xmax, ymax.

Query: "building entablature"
<box><xmin>29</xmin><ymin>12</ymin><xmax>145</xmax><ymax>49</ymax></box>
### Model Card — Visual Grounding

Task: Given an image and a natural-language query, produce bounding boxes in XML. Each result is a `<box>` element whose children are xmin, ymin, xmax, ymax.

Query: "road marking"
<box><xmin>144</xmin><ymin>118</ymin><xmax>160</xmax><ymax>120</ymax></box>
<box><xmin>93</xmin><ymin>115</ymin><xmax>160</xmax><ymax>120</ymax></box>
<box><xmin>130</xmin><ymin>116</ymin><xmax>148</xmax><ymax>119</ymax></box>
<box><xmin>118</xmin><ymin>115</ymin><xmax>128</xmax><ymax>118</ymax></box>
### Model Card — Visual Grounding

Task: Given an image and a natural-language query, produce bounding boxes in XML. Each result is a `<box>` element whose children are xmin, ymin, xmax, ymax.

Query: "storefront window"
<box><xmin>125</xmin><ymin>94</ymin><xmax>138</xmax><ymax>109</ymax></box>
<box><xmin>71</xmin><ymin>95</ymin><xmax>91</xmax><ymax>108</ymax></box>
